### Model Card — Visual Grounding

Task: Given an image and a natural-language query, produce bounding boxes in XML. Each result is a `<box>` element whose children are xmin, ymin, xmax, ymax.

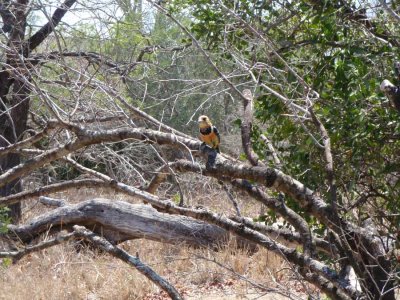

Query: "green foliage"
<box><xmin>0</xmin><ymin>207</ymin><xmax>10</xmax><ymax>234</ymax></box>
<box><xmin>0</xmin><ymin>207</ymin><xmax>10</xmax><ymax>228</ymax></box>
<box><xmin>101</xmin><ymin>10</ymin><xmax>234</xmax><ymax>134</ymax></box>
<box><xmin>172</xmin><ymin>0</ymin><xmax>399</xmax><ymax>227</ymax></box>
<box><xmin>35</xmin><ymin>0</ymin><xmax>398</xmax><ymax>229</ymax></box>
<box><xmin>1</xmin><ymin>258</ymin><xmax>12</xmax><ymax>268</ymax></box>
<box><xmin>172</xmin><ymin>193</ymin><xmax>181</xmax><ymax>204</ymax></box>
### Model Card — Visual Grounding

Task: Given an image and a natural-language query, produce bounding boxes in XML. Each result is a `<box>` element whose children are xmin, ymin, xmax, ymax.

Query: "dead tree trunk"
<box><xmin>0</xmin><ymin>0</ymin><xmax>30</xmax><ymax>222</ymax></box>
<box><xmin>4</xmin><ymin>198</ymin><xmax>252</xmax><ymax>250</ymax></box>
<box><xmin>0</xmin><ymin>0</ymin><xmax>76</xmax><ymax>222</ymax></box>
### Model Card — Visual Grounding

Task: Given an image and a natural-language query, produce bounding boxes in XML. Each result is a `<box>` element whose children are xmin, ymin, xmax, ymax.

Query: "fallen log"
<box><xmin>4</xmin><ymin>198</ymin><xmax>252</xmax><ymax>250</ymax></box>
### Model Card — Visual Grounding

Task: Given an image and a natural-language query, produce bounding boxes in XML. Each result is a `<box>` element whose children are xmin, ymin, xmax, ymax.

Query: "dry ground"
<box><xmin>0</xmin><ymin>176</ymin><xmax>317</xmax><ymax>299</ymax></box>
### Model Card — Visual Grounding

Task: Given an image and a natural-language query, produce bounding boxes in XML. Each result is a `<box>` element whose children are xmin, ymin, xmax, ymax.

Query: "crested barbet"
<box><xmin>198</xmin><ymin>115</ymin><xmax>220</xmax><ymax>153</ymax></box>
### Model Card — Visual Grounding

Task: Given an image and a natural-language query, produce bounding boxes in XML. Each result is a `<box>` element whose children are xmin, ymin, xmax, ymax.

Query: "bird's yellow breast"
<box><xmin>199</xmin><ymin>130</ymin><xmax>219</xmax><ymax>148</ymax></box>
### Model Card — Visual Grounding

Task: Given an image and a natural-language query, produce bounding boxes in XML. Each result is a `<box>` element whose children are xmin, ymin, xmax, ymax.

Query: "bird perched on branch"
<box><xmin>198</xmin><ymin>115</ymin><xmax>220</xmax><ymax>153</ymax></box>
<box><xmin>198</xmin><ymin>115</ymin><xmax>220</xmax><ymax>168</ymax></box>
<box><xmin>380</xmin><ymin>80</ymin><xmax>400</xmax><ymax>114</ymax></box>
<box><xmin>379</xmin><ymin>61</ymin><xmax>400</xmax><ymax>114</ymax></box>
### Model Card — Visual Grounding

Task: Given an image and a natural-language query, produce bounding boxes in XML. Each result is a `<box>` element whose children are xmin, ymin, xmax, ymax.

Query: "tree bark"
<box><xmin>4</xmin><ymin>198</ymin><xmax>251</xmax><ymax>250</ymax></box>
<box><xmin>0</xmin><ymin>0</ymin><xmax>77</xmax><ymax>222</ymax></box>
<box><xmin>0</xmin><ymin>0</ymin><xmax>30</xmax><ymax>222</ymax></box>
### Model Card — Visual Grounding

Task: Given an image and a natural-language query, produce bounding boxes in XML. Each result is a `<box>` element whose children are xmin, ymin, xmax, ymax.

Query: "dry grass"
<box><xmin>0</xmin><ymin>179</ymin><xmax>314</xmax><ymax>299</ymax></box>
<box><xmin>0</xmin><ymin>239</ymin><xmax>303</xmax><ymax>300</ymax></box>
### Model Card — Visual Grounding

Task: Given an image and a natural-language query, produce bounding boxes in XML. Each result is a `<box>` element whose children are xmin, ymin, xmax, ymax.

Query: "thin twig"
<box><xmin>221</xmin><ymin>183</ymin><xmax>241</xmax><ymax>217</ymax></box>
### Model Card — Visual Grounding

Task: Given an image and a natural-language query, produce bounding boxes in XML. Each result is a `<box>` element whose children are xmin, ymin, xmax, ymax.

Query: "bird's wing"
<box><xmin>212</xmin><ymin>126</ymin><xmax>221</xmax><ymax>152</ymax></box>
<box><xmin>212</xmin><ymin>126</ymin><xmax>220</xmax><ymax>143</ymax></box>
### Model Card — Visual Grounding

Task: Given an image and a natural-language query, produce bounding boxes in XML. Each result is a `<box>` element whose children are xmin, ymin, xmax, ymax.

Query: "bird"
<box><xmin>198</xmin><ymin>115</ymin><xmax>220</xmax><ymax>153</ymax></box>
<box><xmin>380</xmin><ymin>79</ymin><xmax>400</xmax><ymax>114</ymax></box>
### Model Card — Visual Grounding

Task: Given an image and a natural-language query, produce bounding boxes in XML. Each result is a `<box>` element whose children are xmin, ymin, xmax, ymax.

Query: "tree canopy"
<box><xmin>0</xmin><ymin>0</ymin><xmax>399</xmax><ymax>299</ymax></box>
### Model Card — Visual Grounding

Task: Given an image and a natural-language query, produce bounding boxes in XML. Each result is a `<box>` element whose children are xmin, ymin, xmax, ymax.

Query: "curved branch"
<box><xmin>170</xmin><ymin>160</ymin><xmax>337</xmax><ymax>226</ymax></box>
<box><xmin>0</xmin><ymin>121</ymin><xmax>361</xmax><ymax>241</ymax></box>
<box><xmin>0</xmin><ymin>125</ymin><xmax>200</xmax><ymax>190</ymax></box>
<box><xmin>241</xmin><ymin>89</ymin><xmax>264</xmax><ymax>167</ymax></box>
<box><xmin>259</xmin><ymin>134</ymin><xmax>281</xmax><ymax>166</ymax></box>
<box><xmin>0</xmin><ymin>178</ymin><xmax>317</xmax><ymax>255</ymax></box>
<box><xmin>168</xmin><ymin>159</ymin><xmax>385</xmax><ymax>267</ymax></box>
<box><xmin>230</xmin><ymin>179</ymin><xmax>316</xmax><ymax>256</ymax></box>
<box><xmin>114</xmin><ymin>187</ymin><xmax>360</xmax><ymax>299</ymax></box>
<box><xmin>237</xmin><ymin>90</ymin><xmax>316</xmax><ymax>253</ymax></box>
<box><xmin>2</xmin><ymin>173</ymin><xmax>361</xmax><ymax>298</ymax></box>
<box><xmin>308</xmin><ymin>109</ymin><xmax>337</xmax><ymax>207</ymax></box>
<box><xmin>73</xmin><ymin>225</ymin><xmax>183</xmax><ymax>300</ymax></box>
<box><xmin>4</xmin><ymin>194</ymin><xmax>358</xmax><ymax>299</ymax></box>
<box><xmin>229</xmin><ymin>216</ymin><xmax>337</xmax><ymax>256</ymax></box>
<box><xmin>145</xmin><ymin>165</ymin><xmax>169</xmax><ymax>194</ymax></box>
<box><xmin>237</xmin><ymin>89</ymin><xmax>319</xmax><ymax>254</ymax></box>
<box><xmin>0</xmin><ymin>178</ymin><xmax>104</xmax><ymax>206</ymax></box>
<box><xmin>25</xmin><ymin>0</ymin><xmax>77</xmax><ymax>55</ymax></box>
<box><xmin>0</xmin><ymin>121</ymin><xmax>356</xmax><ymax>237</ymax></box>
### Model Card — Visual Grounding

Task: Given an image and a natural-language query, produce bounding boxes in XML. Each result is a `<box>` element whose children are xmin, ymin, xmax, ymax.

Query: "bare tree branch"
<box><xmin>29</xmin><ymin>42</ymin><xmax>191</xmax><ymax>74</ymax></box>
<box><xmin>4</xmin><ymin>199</ymin><xmax>232</xmax><ymax>248</ymax></box>
<box><xmin>0</xmin><ymin>124</ymin><xmax>200</xmax><ymax>189</ymax></box>
<box><xmin>229</xmin><ymin>215</ymin><xmax>336</xmax><ymax>256</ymax></box>
<box><xmin>150</xmin><ymin>0</ymin><xmax>250</xmax><ymax>103</ymax></box>
<box><xmin>0</xmin><ymin>120</ymin><xmax>359</xmax><ymax>241</ymax></box>
<box><xmin>1</xmin><ymin>222</ymin><xmax>183</xmax><ymax>300</ymax></box>
<box><xmin>0</xmin><ymin>178</ymin><xmax>104</xmax><ymax>206</ymax></box>
<box><xmin>259</xmin><ymin>134</ymin><xmax>281</xmax><ymax>166</ymax></box>
<box><xmin>73</xmin><ymin>225</ymin><xmax>183</xmax><ymax>300</ymax></box>
<box><xmin>111</xmin><ymin>184</ymin><xmax>359</xmax><ymax>299</ymax></box>
<box><xmin>0</xmin><ymin>231</ymin><xmax>76</xmax><ymax>262</ymax></box>
<box><xmin>241</xmin><ymin>89</ymin><xmax>264</xmax><ymax>167</ymax></box>
<box><xmin>229</xmin><ymin>178</ymin><xmax>316</xmax><ymax>257</ymax></box>
<box><xmin>145</xmin><ymin>165</ymin><xmax>169</xmax><ymax>194</ymax></box>
<box><xmin>39</xmin><ymin>196</ymin><xmax>67</xmax><ymax>207</ymax></box>
<box><xmin>3</xmin><ymin>192</ymin><xmax>359</xmax><ymax>299</ymax></box>
<box><xmin>308</xmin><ymin>109</ymin><xmax>337</xmax><ymax>207</ymax></box>
<box><xmin>170</xmin><ymin>160</ymin><xmax>339</xmax><ymax>229</ymax></box>
<box><xmin>0</xmin><ymin>121</ymin><xmax>57</xmax><ymax>157</ymax></box>
<box><xmin>25</xmin><ymin>0</ymin><xmax>77</xmax><ymax>55</ymax></box>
